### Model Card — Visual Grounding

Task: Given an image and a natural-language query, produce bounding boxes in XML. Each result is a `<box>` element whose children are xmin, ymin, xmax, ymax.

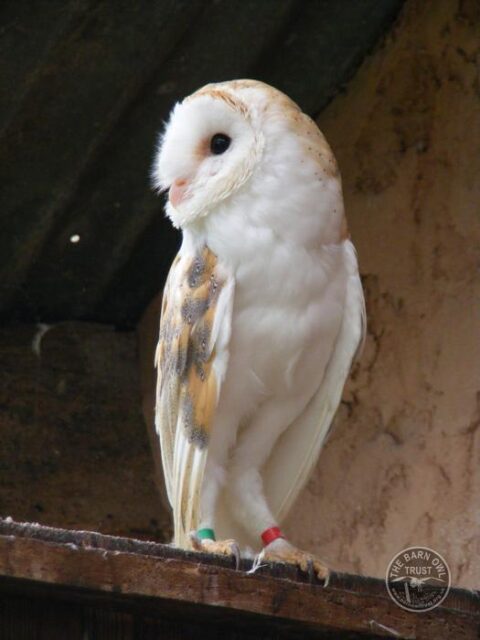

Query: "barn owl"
<box><xmin>152</xmin><ymin>79</ymin><xmax>365</xmax><ymax>580</ymax></box>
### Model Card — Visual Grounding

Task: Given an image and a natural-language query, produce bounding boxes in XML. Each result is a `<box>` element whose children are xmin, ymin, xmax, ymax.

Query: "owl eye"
<box><xmin>210</xmin><ymin>133</ymin><xmax>231</xmax><ymax>155</ymax></box>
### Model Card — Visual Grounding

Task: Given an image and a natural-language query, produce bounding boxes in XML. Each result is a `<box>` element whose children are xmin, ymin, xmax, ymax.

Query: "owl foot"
<box><xmin>189</xmin><ymin>532</ymin><xmax>240</xmax><ymax>569</ymax></box>
<box><xmin>253</xmin><ymin>538</ymin><xmax>330</xmax><ymax>584</ymax></box>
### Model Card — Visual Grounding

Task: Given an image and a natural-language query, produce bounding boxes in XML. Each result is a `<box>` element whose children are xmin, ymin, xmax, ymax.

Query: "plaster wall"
<box><xmin>286</xmin><ymin>0</ymin><xmax>480</xmax><ymax>588</ymax></box>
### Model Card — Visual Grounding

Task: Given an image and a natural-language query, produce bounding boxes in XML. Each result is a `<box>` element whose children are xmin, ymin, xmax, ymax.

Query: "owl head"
<box><xmin>153</xmin><ymin>79</ymin><xmax>344</xmax><ymax>242</ymax></box>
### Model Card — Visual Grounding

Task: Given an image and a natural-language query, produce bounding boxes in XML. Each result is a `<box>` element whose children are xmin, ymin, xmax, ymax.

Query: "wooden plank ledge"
<box><xmin>0</xmin><ymin>519</ymin><xmax>478</xmax><ymax>638</ymax></box>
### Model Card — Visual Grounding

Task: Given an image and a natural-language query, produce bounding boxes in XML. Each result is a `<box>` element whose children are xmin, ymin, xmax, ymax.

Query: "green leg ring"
<box><xmin>196</xmin><ymin>527</ymin><xmax>216</xmax><ymax>541</ymax></box>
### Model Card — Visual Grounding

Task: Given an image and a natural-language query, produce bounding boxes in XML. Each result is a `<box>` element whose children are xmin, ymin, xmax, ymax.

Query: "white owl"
<box><xmin>152</xmin><ymin>79</ymin><xmax>365</xmax><ymax>580</ymax></box>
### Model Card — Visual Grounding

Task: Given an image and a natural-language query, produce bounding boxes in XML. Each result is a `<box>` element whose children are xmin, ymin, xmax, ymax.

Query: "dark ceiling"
<box><xmin>1</xmin><ymin>0</ymin><xmax>403</xmax><ymax>328</ymax></box>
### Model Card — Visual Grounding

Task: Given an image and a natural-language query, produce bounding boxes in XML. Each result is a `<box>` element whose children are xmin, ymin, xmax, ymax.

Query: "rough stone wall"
<box><xmin>285</xmin><ymin>0</ymin><xmax>480</xmax><ymax>588</ymax></box>
<box><xmin>0</xmin><ymin>323</ymin><xmax>169</xmax><ymax>541</ymax></box>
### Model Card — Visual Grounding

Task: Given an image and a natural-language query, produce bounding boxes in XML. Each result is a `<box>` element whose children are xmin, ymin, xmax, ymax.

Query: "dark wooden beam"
<box><xmin>0</xmin><ymin>519</ymin><xmax>478</xmax><ymax>639</ymax></box>
<box><xmin>252</xmin><ymin>0</ymin><xmax>404</xmax><ymax>116</ymax></box>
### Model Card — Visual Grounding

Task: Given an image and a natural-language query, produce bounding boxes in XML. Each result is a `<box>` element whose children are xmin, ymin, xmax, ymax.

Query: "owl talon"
<box><xmin>306</xmin><ymin>558</ymin><xmax>315</xmax><ymax>582</ymax></box>
<box><xmin>189</xmin><ymin>532</ymin><xmax>241</xmax><ymax>569</ymax></box>
<box><xmin>260</xmin><ymin>538</ymin><xmax>330</xmax><ymax>584</ymax></box>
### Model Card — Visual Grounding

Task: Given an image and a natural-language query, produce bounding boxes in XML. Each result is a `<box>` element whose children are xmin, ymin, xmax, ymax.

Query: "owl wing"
<box><xmin>155</xmin><ymin>246</ymin><xmax>234</xmax><ymax>547</ymax></box>
<box><xmin>264</xmin><ymin>240</ymin><xmax>366</xmax><ymax>524</ymax></box>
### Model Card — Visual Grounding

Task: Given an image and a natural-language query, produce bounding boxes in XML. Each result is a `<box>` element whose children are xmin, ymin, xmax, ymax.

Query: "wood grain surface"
<box><xmin>0</xmin><ymin>519</ymin><xmax>477</xmax><ymax>639</ymax></box>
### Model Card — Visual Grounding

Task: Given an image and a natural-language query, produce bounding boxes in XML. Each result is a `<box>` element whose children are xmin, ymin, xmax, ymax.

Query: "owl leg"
<box><xmin>226</xmin><ymin>396</ymin><xmax>330</xmax><ymax>583</ymax></box>
<box><xmin>189</xmin><ymin>411</ymin><xmax>241</xmax><ymax>567</ymax></box>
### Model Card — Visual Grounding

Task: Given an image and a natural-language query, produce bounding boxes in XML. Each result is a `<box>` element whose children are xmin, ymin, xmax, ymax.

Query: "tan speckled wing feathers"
<box><xmin>155</xmin><ymin>246</ymin><xmax>234</xmax><ymax>546</ymax></box>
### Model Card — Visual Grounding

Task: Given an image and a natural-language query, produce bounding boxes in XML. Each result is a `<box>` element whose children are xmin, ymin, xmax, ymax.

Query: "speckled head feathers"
<box><xmin>153</xmin><ymin>79</ymin><xmax>344</xmax><ymax>241</ymax></box>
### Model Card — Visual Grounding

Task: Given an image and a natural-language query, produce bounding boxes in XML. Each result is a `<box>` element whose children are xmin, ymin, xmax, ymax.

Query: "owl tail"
<box><xmin>172</xmin><ymin>426</ymin><xmax>208</xmax><ymax>548</ymax></box>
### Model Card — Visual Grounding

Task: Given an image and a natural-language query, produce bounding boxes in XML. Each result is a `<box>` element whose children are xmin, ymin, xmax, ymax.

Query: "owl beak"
<box><xmin>169</xmin><ymin>178</ymin><xmax>189</xmax><ymax>208</ymax></box>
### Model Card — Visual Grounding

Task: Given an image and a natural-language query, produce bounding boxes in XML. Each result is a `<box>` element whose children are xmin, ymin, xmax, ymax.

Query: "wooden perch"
<box><xmin>0</xmin><ymin>519</ymin><xmax>478</xmax><ymax>638</ymax></box>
